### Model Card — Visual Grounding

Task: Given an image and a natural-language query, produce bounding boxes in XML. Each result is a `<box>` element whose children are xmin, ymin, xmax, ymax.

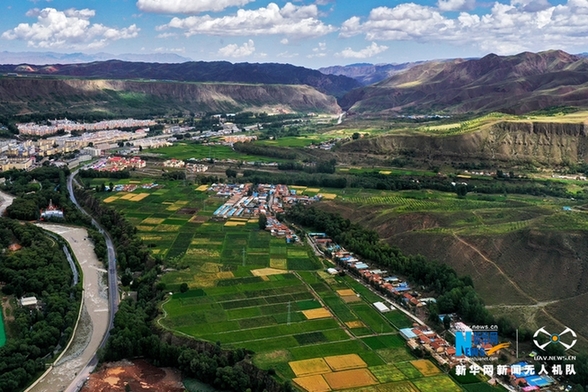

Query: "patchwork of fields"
<box><xmin>94</xmin><ymin>178</ymin><xmax>506</xmax><ymax>391</ymax></box>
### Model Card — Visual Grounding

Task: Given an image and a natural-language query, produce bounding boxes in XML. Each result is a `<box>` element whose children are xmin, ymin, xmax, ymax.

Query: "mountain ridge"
<box><xmin>0</xmin><ymin>60</ymin><xmax>361</xmax><ymax>98</ymax></box>
<box><xmin>340</xmin><ymin>50</ymin><xmax>588</xmax><ymax>115</ymax></box>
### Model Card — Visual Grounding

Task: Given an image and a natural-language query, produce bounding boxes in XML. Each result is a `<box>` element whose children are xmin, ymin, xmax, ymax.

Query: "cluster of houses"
<box><xmin>17</xmin><ymin>118</ymin><xmax>156</xmax><ymax>136</ymax></box>
<box><xmin>308</xmin><ymin>233</ymin><xmax>514</xmax><ymax>367</ymax></box>
<box><xmin>89</xmin><ymin>156</ymin><xmax>146</xmax><ymax>172</ymax></box>
<box><xmin>162</xmin><ymin>159</ymin><xmax>209</xmax><ymax>173</ymax></box>
<box><xmin>209</xmin><ymin>183</ymin><xmax>319</xmax><ymax>241</ymax></box>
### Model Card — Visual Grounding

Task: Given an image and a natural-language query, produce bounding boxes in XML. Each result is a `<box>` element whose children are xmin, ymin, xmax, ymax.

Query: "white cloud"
<box><xmin>338</xmin><ymin>42</ymin><xmax>389</xmax><ymax>58</ymax></box>
<box><xmin>339</xmin><ymin>0</ymin><xmax>588</xmax><ymax>54</ymax></box>
<box><xmin>158</xmin><ymin>2</ymin><xmax>336</xmax><ymax>38</ymax></box>
<box><xmin>1</xmin><ymin>8</ymin><xmax>139</xmax><ymax>49</ymax></box>
<box><xmin>218</xmin><ymin>39</ymin><xmax>256</xmax><ymax>57</ymax></box>
<box><xmin>308</xmin><ymin>41</ymin><xmax>327</xmax><ymax>57</ymax></box>
<box><xmin>136</xmin><ymin>0</ymin><xmax>253</xmax><ymax>14</ymax></box>
<box><xmin>438</xmin><ymin>0</ymin><xmax>476</xmax><ymax>11</ymax></box>
<box><xmin>280</xmin><ymin>38</ymin><xmax>289</xmax><ymax>44</ymax></box>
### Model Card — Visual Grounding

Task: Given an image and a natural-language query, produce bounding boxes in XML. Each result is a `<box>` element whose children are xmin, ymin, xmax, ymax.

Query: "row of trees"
<box><xmin>277</xmin><ymin>159</ymin><xmax>336</xmax><ymax>174</ymax></box>
<box><xmin>0</xmin><ymin>219</ymin><xmax>80</xmax><ymax>392</ymax></box>
<box><xmin>233</xmin><ymin>142</ymin><xmax>298</xmax><ymax>160</ymax></box>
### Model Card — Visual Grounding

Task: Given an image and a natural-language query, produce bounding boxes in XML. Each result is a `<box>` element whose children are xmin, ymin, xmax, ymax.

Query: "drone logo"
<box><xmin>533</xmin><ymin>327</ymin><xmax>577</xmax><ymax>351</ymax></box>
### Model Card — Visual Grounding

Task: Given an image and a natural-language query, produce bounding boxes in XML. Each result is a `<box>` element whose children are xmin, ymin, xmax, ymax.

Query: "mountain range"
<box><xmin>340</xmin><ymin>50</ymin><xmax>588</xmax><ymax>115</ymax></box>
<box><xmin>0</xmin><ymin>60</ymin><xmax>360</xmax><ymax>99</ymax></box>
<box><xmin>318</xmin><ymin>62</ymin><xmax>427</xmax><ymax>86</ymax></box>
<box><xmin>3</xmin><ymin>50</ymin><xmax>588</xmax><ymax>116</ymax></box>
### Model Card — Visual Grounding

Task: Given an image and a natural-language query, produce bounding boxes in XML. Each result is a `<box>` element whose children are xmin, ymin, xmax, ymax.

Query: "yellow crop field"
<box><xmin>103</xmin><ymin>196</ymin><xmax>120</xmax><ymax>203</ymax></box>
<box><xmin>345</xmin><ymin>320</ymin><xmax>366</xmax><ymax>328</ymax></box>
<box><xmin>139</xmin><ymin>235</ymin><xmax>162</xmax><ymax>241</ymax></box>
<box><xmin>289</xmin><ymin>358</ymin><xmax>332</xmax><ymax>377</ymax></box>
<box><xmin>320</xmin><ymin>193</ymin><xmax>337</xmax><ymax>200</ymax></box>
<box><xmin>120</xmin><ymin>193</ymin><xmax>136</xmax><ymax>200</ymax></box>
<box><xmin>155</xmin><ymin>224</ymin><xmax>182</xmax><ymax>232</ymax></box>
<box><xmin>224</xmin><ymin>221</ymin><xmax>246</xmax><ymax>227</ymax></box>
<box><xmin>293</xmin><ymin>375</ymin><xmax>331</xmax><ymax>392</ymax></box>
<box><xmin>195</xmin><ymin>185</ymin><xmax>209</xmax><ymax>191</ymax></box>
<box><xmin>131</xmin><ymin>193</ymin><xmax>150</xmax><ymax>201</ymax></box>
<box><xmin>323</xmin><ymin>368</ymin><xmax>378</xmax><ymax>390</ymax></box>
<box><xmin>302</xmin><ymin>308</ymin><xmax>332</xmax><ymax>320</ymax></box>
<box><xmin>186</xmin><ymin>248</ymin><xmax>220</xmax><ymax>258</ymax></box>
<box><xmin>141</xmin><ymin>218</ymin><xmax>165</xmax><ymax>225</ymax></box>
<box><xmin>306</xmin><ymin>188</ymin><xmax>320</xmax><ymax>193</ymax></box>
<box><xmin>270</xmin><ymin>258</ymin><xmax>288</xmax><ymax>269</ymax></box>
<box><xmin>166</xmin><ymin>200</ymin><xmax>188</xmax><ymax>210</ymax></box>
<box><xmin>191</xmin><ymin>238</ymin><xmax>223</xmax><ymax>245</ymax></box>
<box><xmin>324</xmin><ymin>354</ymin><xmax>367</xmax><ymax>372</ymax></box>
<box><xmin>251</xmin><ymin>268</ymin><xmax>288</xmax><ymax>277</ymax></box>
<box><xmin>217</xmin><ymin>271</ymin><xmax>234</xmax><ymax>279</ymax></box>
<box><xmin>342</xmin><ymin>295</ymin><xmax>361</xmax><ymax>303</ymax></box>
<box><xmin>410</xmin><ymin>360</ymin><xmax>441</xmax><ymax>376</ymax></box>
<box><xmin>136</xmin><ymin>225</ymin><xmax>155</xmax><ymax>232</ymax></box>
<box><xmin>336</xmin><ymin>289</ymin><xmax>356</xmax><ymax>297</ymax></box>
<box><xmin>289</xmin><ymin>185</ymin><xmax>308</xmax><ymax>190</ymax></box>
<box><xmin>379</xmin><ymin>171</ymin><xmax>392</xmax><ymax>175</ymax></box>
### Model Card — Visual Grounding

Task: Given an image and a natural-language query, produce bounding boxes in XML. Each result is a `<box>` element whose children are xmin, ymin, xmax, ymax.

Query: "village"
<box><xmin>306</xmin><ymin>233</ymin><xmax>567</xmax><ymax>392</ymax></box>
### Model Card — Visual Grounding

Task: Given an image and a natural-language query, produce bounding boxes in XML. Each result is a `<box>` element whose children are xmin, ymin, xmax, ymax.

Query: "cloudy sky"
<box><xmin>1</xmin><ymin>0</ymin><xmax>587</xmax><ymax>68</ymax></box>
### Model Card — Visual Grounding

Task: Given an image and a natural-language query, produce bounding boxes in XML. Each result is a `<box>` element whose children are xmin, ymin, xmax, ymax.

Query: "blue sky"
<box><xmin>1</xmin><ymin>0</ymin><xmax>586</xmax><ymax>68</ymax></box>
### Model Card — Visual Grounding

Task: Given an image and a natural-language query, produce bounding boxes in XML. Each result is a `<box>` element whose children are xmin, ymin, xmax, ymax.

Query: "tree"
<box><xmin>352</xmin><ymin>132</ymin><xmax>360</xmax><ymax>140</ymax></box>
<box><xmin>443</xmin><ymin>314</ymin><xmax>452</xmax><ymax>330</ymax></box>
<box><xmin>258</xmin><ymin>214</ymin><xmax>268</xmax><ymax>230</ymax></box>
<box><xmin>109</xmin><ymin>182</ymin><xmax>114</xmax><ymax>192</ymax></box>
<box><xmin>225</xmin><ymin>168</ymin><xmax>237</xmax><ymax>179</ymax></box>
<box><xmin>180</xmin><ymin>283</ymin><xmax>189</xmax><ymax>293</ymax></box>
<box><xmin>456</xmin><ymin>184</ymin><xmax>468</xmax><ymax>198</ymax></box>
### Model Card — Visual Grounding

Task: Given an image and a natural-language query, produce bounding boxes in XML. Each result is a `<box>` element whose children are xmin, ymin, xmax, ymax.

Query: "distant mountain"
<box><xmin>0</xmin><ymin>60</ymin><xmax>361</xmax><ymax>98</ymax></box>
<box><xmin>340</xmin><ymin>50</ymin><xmax>588</xmax><ymax>115</ymax></box>
<box><xmin>318</xmin><ymin>62</ymin><xmax>426</xmax><ymax>85</ymax></box>
<box><xmin>0</xmin><ymin>51</ymin><xmax>192</xmax><ymax>64</ymax></box>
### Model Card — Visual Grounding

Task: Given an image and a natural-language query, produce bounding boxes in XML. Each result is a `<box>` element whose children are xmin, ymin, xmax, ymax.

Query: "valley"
<box><xmin>1</xmin><ymin>50</ymin><xmax>588</xmax><ymax>392</ymax></box>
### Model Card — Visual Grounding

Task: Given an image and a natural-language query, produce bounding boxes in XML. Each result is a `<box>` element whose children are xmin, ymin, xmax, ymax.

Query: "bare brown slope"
<box><xmin>340</xmin><ymin>50</ymin><xmax>588</xmax><ymax>114</ymax></box>
<box><xmin>339</xmin><ymin>121</ymin><xmax>588</xmax><ymax>166</ymax></box>
<box><xmin>0</xmin><ymin>78</ymin><xmax>341</xmax><ymax>115</ymax></box>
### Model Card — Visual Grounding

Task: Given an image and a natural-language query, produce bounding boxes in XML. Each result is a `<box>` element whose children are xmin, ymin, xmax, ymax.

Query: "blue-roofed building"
<box><xmin>400</xmin><ymin>328</ymin><xmax>418</xmax><ymax>340</ymax></box>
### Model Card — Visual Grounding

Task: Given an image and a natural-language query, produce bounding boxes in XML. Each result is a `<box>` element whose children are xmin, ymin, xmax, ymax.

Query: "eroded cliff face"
<box><xmin>341</xmin><ymin>121</ymin><xmax>588</xmax><ymax>165</ymax></box>
<box><xmin>0</xmin><ymin>78</ymin><xmax>342</xmax><ymax>115</ymax></box>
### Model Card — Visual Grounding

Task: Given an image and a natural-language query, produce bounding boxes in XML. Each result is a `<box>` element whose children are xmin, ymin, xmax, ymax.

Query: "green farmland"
<box><xmin>94</xmin><ymin>177</ymin><xmax>508</xmax><ymax>391</ymax></box>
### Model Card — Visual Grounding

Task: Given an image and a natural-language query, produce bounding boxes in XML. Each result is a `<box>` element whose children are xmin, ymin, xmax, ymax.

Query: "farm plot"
<box><xmin>412</xmin><ymin>375</ymin><xmax>462</xmax><ymax>392</ymax></box>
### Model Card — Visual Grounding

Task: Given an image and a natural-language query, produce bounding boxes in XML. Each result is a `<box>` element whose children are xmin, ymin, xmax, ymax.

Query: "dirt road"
<box><xmin>27</xmin><ymin>225</ymin><xmax>110</xmax><ymax>392</ymax></box>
